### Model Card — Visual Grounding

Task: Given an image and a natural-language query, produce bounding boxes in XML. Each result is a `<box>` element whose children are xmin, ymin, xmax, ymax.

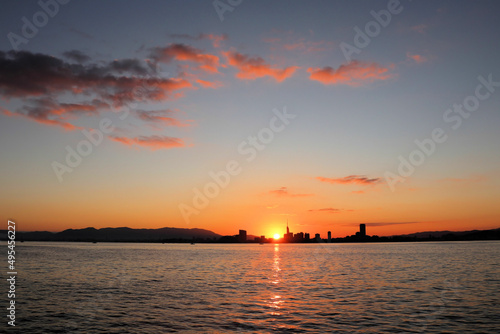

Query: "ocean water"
<box><xmin>3</xmin><ymin>241</ymin><xmax>500</xmax><ymax>333</ymax></box>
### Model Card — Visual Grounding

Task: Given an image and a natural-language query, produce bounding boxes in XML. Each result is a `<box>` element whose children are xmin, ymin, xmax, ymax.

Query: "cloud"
<box><xmin>0</xmin><ymin>50</ymin><xmax>192</xmax><ymax>134</ymax></box>
<box><xmin>308</xmin><ymin>208</ymin><xmax>342</xmax><ymax>213</ymax></box>
<box><xmin>308</xmin><ymin>61</ymin><xmax>394</xmax><ymax>86</ymax></box>
<box><xmin>150</xmin><ymin>43</ymin><xmax>220</xmax><ymax>73</ymax></box>
<box><xmin>108</xmin><ymin>135</ymin><xmax>185</xmax><ymax>150</ymax></box>
<box><xmin>316</xmin><ymin>175</ymin><xmax>381</xmax><ymax>185</ymax></box>
<box><xmin>269</xmin><ymin>187</ymin><xmax>313</xmax><ymax>197</ymax></box>
<box><xmin>2</xmin><ymin>108</ymin><xmax>80</xmax><ymax>131</ymax></box>
<box><xmin>223</xmin><ymin>51</ymin><xmax>299</xmax><ymax>82</ymax></box>
<box><xmin>196</xmin><ymin>79</ymin><xmax>222</xmax><ymax>89</ymax></box>
<box><xmin>2</xmin><ymin>97</ymin><xmax>101</xmax><ymax>131</ymax></box>
<box><xmin>0</xmin><ymin>51</ymin><xmax>191</xmax><ymax>104</ymax></box>
<box><xmin>135</xmin><ymin>109</ymin><xmax>192</xmax><ymax>127</ymax></box>
<box><xmin>351</xmin><ymin>190</ymin><xmax>365</xmax><ymax>194</ymax></box>
<box><xmin>407</xmin><ymin>52</ymin><xmax>427</xmax><ymax>64</ymax></box>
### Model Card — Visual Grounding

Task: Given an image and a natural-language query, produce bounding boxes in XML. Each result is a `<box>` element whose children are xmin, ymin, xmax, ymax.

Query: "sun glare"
<box><xmin>273</xmin><ymin>233</ymin><xmax>280</xmax><ymax>240</ymax></box>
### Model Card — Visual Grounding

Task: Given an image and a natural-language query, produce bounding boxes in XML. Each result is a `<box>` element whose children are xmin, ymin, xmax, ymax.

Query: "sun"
<box><xmin>273</xmin><ymin>233</ymin><xmax>280</xmax><ymax>240</ymax></box>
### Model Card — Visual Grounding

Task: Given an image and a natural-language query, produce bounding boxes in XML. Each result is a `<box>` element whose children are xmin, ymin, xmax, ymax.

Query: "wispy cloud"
<box><xmin>406</xmin><ymin>52</ymin><xmax>427</xmax><ymax>64</ymax></box>
<box><xmin>224</xmin><ymin>51</ymin><xmax>299</xmax><ymax>82</ymax></box>
<box><xmin>308</xmin><ymin>208</ymin><xmax>347</xmax><ymax>213</ymax></box>
<box><xmin>308</xmin><ymin>61</ymin><xmax>394</xmax><ymax>86</ymax></box>
<box><xmin>0</xmin><ymin>50</ymin><xmax>193</xmax><ymax>144</ymax></box>
<box><xmin>108</xmin><ymin>135</ymin><xmax>185</xmax><ymax>150</ymax></box>
<box><xmin>150</xmin><ymin>43</ymin><xmax>220</xmax><ymax>73</ymax></box>
<box><xmin>135</xmin><ymin>109</ymin><xmax>192</xmax><ymax>127</ymax></box>
<box><xmin>195</xmin><ymin>79</ymin><xmax>222</xmax><ymax>89</ymax></box>
<box><xmin>316</xmin><ymin>175</ymin><xmax>381</xmax><ymax>185</ymax></box>
<box><xmin>269</xmin><ymin>187</ymin><xmax>313</xmax><ymax>197</ymax></box>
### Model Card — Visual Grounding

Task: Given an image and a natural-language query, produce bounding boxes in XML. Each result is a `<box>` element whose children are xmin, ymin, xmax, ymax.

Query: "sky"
<box><xmin>1</xmin><ymin>0</ymin><xmax>499</xmax><ymax>238</ymax></box>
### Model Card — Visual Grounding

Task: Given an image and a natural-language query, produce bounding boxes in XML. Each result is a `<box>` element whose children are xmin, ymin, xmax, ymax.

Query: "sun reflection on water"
<box><xmin>268</xmin><ymin>244</ymin><xmax>283</xmax><ymax>316</ymax></box>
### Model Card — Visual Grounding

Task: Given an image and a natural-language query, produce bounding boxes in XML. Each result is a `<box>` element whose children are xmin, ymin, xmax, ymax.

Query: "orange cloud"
<box><xmin>269</xmin><ymin>187</ymin><xmax>313</xmax><ymax>197</ymax></box>
<box><xmin>407</xmin><ymin>52</ymin><xmax>427</xmax><ymax>64</ymax></box>
<box><xmin>151</xmin><ymin>44</ymin><xmax>220</xmax><ymax>73</ymax></box>
<box><xmin>109</xmin><ymin>135</ymin><xmax>185</xmax><ymax>150</ymax></box>
<box><xmin>316</xmin><ymin>175</ymin><xmax>381</xmax><ymax>185</ymax></box>
<box><xmin>308</xmin><ymin>61</ymin><xmax>394</xmax><ymax>86</ymax></box>
<box><xmin>224</xmin><ymin>51</ymin><xmax>299</xmax><ymax>82</ymax></box>
<box><xmin>196</xmin><ymin>79</ymin><xmax>222</xmax><ymax>89</ymax></box>
<box><xmin>2</xmin><ymin>109</ymin><xmax>80</xmax><ymax>131</ymax></box>
<box><xmin>1</xmin><ymin>97</ymin><xmax>101</xmax><ymax>131</ymax></box>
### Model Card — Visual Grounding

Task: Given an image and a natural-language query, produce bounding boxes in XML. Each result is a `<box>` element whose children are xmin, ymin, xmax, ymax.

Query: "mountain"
<box><xmin>394</xmin><ymin>228</ymin><xmax>500</xmax><ymax>240</ymax></box>
<box><xmin>1</xmin><ymin>227</ymin><xmax>221</xmax><ymax>242</ymax></box>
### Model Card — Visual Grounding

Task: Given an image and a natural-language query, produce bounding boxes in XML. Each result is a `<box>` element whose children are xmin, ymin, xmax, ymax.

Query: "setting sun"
<box><xmin>273</xmin><ymin>234</ymin><xmax>280</xmax><ymax>240</ymax></box>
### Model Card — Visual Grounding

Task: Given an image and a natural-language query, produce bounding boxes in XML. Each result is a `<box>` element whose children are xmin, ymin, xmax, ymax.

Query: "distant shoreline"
<box><xmin>1</xmin><ymin>227</ymin><xmax>499</xmax><ymax>243</ymax></box>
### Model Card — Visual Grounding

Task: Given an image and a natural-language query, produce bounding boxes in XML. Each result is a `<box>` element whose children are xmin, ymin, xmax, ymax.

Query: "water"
<box><xmin>3</xmin><ymin>241</ymin><xmax>500</xmax><ymax>333</ymax></box>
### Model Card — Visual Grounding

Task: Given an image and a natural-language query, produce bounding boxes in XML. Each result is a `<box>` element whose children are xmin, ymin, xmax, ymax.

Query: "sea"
<box><xmin>3</xmin><ymin>241</ymin><xmax>500</xmax><ymax>333</ymax></box>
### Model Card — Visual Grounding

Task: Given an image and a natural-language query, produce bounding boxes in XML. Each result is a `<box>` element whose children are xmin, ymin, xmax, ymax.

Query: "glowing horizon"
<box><xmin>1</xmin><ymin>1</ymin><xmax>499</xmax><ymax>237</ymax></box>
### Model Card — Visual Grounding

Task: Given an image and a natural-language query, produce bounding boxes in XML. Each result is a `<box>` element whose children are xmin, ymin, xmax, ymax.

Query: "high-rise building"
<box><xmin>328</xmin><ymin>231</ymin><xmax>331</xmax><ymax>242</ymax></box>
<box><xmin>359</xmin><ymin>224</ymin><xmax>366</xmax><ymax>237</ymax></box>
<box><xmin>238</xmin><ymin>230</ymin><xmax>247</xmax><ymax>242</ymax></box>
<box><xmin>284</xmin><ymin>220</ymin><xmax>293</xmax><ymax>242</ymax></box>
<box><xmin>305</xmin><ymin>233</ymin><xmax>310</xmax><ymax>240</ymax></box>
<box><xmin>315</xmin><ymin>233</ymin><xmax>321</xmax><ymax>242</ymax></box>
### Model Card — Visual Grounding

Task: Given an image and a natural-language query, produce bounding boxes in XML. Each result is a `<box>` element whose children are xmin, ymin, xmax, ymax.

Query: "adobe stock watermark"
<box><xmin>178</xmin><ymin>106</ymin><xmax>296</xmax><ymax>223</ymax></box>
<box><xmin>213</xmin><ymin>0</ymin><xmax>243</xmax><ymax>22</ymax></box>
<box><xmin>340</xmin><ymin>0</ymin><xmax>407</xmax><ymax>62</ymax></box>
<box><xmin>384</xmin><ymin>73</ymin><xmax>499</xmax><ymax>191</ymax></box>
<box><xmin>7</xmin><ymin>0</ymin><xmax>71</xmax><ymax>50</ymax></box>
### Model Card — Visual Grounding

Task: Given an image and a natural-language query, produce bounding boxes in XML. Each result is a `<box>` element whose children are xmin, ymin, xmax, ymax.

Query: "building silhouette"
<box><xmin>315</xmin><ymin>233</ymin><xmax>321</xmax><ymax>242</ymax></box>
<box><xmin>328</xmin><ymin>231</ymin><xmax>331</xmax><ymax>242</ymax></box>
<box><xmin>284</xmin><ymin>220</ymin><xmax>293</xmax><ymax>242</ymax></box>
<box><xmin>238</xmin><ymin>230</ymin><xmax>247</xmax><ymax>242</ymax></box>
<box><xmin>359</xmin><ymin>224</ymin><xmax>366</xmax><ymax>237</ymax></box>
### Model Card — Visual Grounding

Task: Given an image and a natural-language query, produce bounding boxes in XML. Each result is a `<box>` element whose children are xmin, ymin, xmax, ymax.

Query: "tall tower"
<box><xmin>328</xmin><ymin>231</ymin><xmax>331</xmax><ymax>242</ymax></box>
<box><xmin>360</xmin><ymin>224</ymin><xmax>366</xmax><ymax>237</ymax></box>
<box><xmin>286</xmin><ymin>219</ymin><xmax>289</xmax><ymax>235</ymax></box>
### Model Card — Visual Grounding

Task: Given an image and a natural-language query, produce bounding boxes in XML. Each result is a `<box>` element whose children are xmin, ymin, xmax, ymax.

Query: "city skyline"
<box><xmin>1</xmin><ymin>1</ymin><xmax>500</xmax><ymax>238</ymax></box>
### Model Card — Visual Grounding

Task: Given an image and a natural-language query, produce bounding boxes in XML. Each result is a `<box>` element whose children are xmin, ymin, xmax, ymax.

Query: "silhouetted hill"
<box><xmin>2</xmin><ymin>227</ymin><xmax>220</xmax><ymax>242</ymax></box>
<box><xmin>396</xmin><ymin>228</ymin><xmax>500</xmax><ymax>240</ymax></box>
